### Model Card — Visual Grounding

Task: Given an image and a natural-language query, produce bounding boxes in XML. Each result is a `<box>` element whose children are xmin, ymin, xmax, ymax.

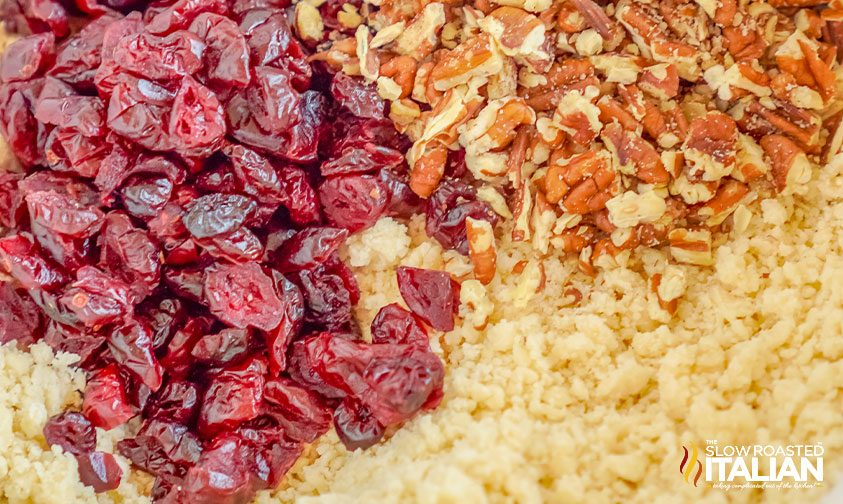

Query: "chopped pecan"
<box><xmin>466</xmin><ymin>217</ymin><xmax>497</xmax><ymax>284</ymax></box>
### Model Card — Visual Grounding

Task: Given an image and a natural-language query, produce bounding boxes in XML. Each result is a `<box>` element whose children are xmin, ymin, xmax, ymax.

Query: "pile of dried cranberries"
<box><xmin>0</xmin><ymin>0</ymin><xmax>491</xmax><ymax>501</ymax></box>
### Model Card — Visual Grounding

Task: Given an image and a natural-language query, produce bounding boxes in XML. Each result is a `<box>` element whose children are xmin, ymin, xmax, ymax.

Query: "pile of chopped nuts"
<box><xmin>303</xmin><ymin>0</ymin><xmax>843</xmax><ymax>278</ymax></box>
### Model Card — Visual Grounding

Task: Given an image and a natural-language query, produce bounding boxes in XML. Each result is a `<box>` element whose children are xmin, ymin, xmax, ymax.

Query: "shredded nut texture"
<box><xmin>318</xmin><ymin>0</ymin><xmax>843</xmax><ymax>275</ymax></box>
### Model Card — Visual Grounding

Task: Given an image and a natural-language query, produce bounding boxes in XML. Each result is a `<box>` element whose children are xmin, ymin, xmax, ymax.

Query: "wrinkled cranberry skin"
<box><xmin>198</xmin><ymin>357</ymin><xmax>267</xmax><ymax>438</ymax></box>
<box><xmin>371</xmin><ymin>303</ymin><xmax>429</xmax><ymax>346</ymax></box>
<box><xmin>294</xmin><ymin>265</ymin><xmax>353</xmax><ymax>330</ymax></box>
<box><xmin>204</xmin><ymin>262</ymin><xmax>283</xmax><ymax>331</ymax></box>
<box><xmin>43</xmin><ymin>321</ymin><xmax>105</xmax><ymax>367</ymax></box>
<box><xmin>43</xmin><ymin>411</ymin><xmax>97</xmax><ymax>456</ymax></box>
<box><xmin>60</xmin><ymin>266</ymin><xmax>133</xmax><ymax>328</ymax></box>
<box><xmin>296</xmin><ymin>333</ymin><xmax>445</xmax><ymax>426</ymax></box>
<box><xmin>319</xmin><ymin>174</ymin><xmax>388</xmax><ymax>232</ymax></box>
<box><xmin>396</xmin><ymin>266</ymin><xmax>460</xmax><ymax>332</ymax></box>
<box><xmin>145</xmin><ymin>380</ymin><xmax>200</xmax><ymax>425</ymax></box>
<box><xmin>182</xmin><ymin>433</ymin><xmax>262</xmax><ymax>504</ymax></box>
<box><xmin>117</xmin><ymin>420</ymin><xmax>202</xmax><ymax>478</ymax></box>
<box><xmin>77</xmin><ymin>451</ymin><xmax>124</xmax><ymax>492</ymax></box>
<box><xmin>83</xmin><ymin>363</ymin><xmax>137</xmax><ymax>430</ymax></box>
<box><xmin>1</xmin><ymin>33</ymin><xmax>55</xmax><ymax>83</ymax></box>
<box><xmin>108</xmin><ymin>318</ymin><xmax>164</xmax><ymax>391</ymax></box>
<box><xmin>0</xmin><ymin>234</ymin><xmax>69</xmax><ymax>291</ymax></box>
<box><xmin>191</xmin><ymin>328</ymin><xmax>252</xmax><ymax>366</ymax></box>
<box><xmin>262</xmin><ymin>377</ymin><xmax>332</xmax><ymax>443</ymax></box>
<box><xmin>0</xmin><ymin>281</ymin><xmax>43</xmax><ymax>346</ymax></box>
<box><xmin>426</xmin><ymin>180</ymin><xmax>499</xmax><ymax>255</ymax></box>
<box><xmin>274</xmin><ymin>227</ymin><xmax>348</xmax><ymax>273</ymax></box>
<box><xmin>333</xmin><ymin>398</ymin><xmax>385</xmax><ymax>451</ymax></box>
<box><xmin>330</xmin><ymin>73</ymin><xmax>384</xmax><ymax>119</ymax></box>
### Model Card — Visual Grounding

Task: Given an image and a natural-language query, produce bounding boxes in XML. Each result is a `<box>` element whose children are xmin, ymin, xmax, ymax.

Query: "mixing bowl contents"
<box><xmin>0</xmin><ymin>0</ymin><xmax>842</xmax><ymax>502</ymax></box>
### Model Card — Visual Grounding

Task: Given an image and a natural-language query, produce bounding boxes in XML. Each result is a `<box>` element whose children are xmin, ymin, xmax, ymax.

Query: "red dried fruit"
<box><xmin>333</xmin><ymin>397</ymin><xmax>385</xmax><ymax>451</ymax></box>
<box><xmin>108</xmin><ymin>318</ymin><xmax>164</xmax><ymax>391</ymax></box>
<box><xmin>296</xmin><ymin>332</ymin><xmax>445</xmax><ymax>426</ymax></box>
<box><xmin>117</xmin><ymin>419</ymin><xmax>202</xmax><ymax>477</ymax></box>
<box><xmin>169</xmin><ymin>76</ymin><xmax>226</xmax><ymax>157</ymax></box>
<box><xmin>274</xmin><ymin>227</ymin><xmax>348</xmax><ymax>272</ymax></box>
<box><xmin>190</xmin><ymin>328</ymin><xmax>252</xmax><ymax>366</ymax></box>
<box><xmin>198</xmin><ymin>357</ymin><xmax>267</xmax><ymax>437</ymax></box>
<box><xmin>0</xmin><ymin>32</ymin><xmax>55</xmax><ymax>83</ymax></box>
<box><xmin>25</xmin><ymin>190</ymin><xmax>104</xmax><ymax>237</ymax></box>
<box><xmin>319</xmin><ymin>174</ymin><xmax>388</xmax><ymax>232</ymax></box>
<box><xmin>182</xmin><ymin>433</ymin><xmax>262</xmax><ymax>504</ymax></box>
<box><xmin>0</xmin><ymin>234</ymin><xmax>69</xmax><ymax>290</ymax></box>
<box><xmin>426</xmin><ymin>179</ymin><xmax>499</xmax><ymax>255</ymax></box>
<box><xmin>60</xmin><ymin>266</ymin><xmax>132</xmax><ymax>327</ymax></box>
<box><xmin>294</xmin><ymin>265</ymin><xmax>354</xmax><ymax>329</ymax></box>
<box><xmin>144</xmin><ymin>380</ymin><xmax>200</xmax><ymax>425</ymax></box>
<box><xmin>331</xmin><ymin>73</ymin><xmax>384</xmax><ymax>119</ymax></box>
<box><xmin>262</xmin><ymin>377</ymin><xmax>332</xmax><ymax>443</ymax></box>
<box><xmin>371</xmin><ymin>303</ymin><xmax>429</xmax><ymax>346</ymax></box>
<box><xmin>43</xmin><ymin>411</ymin><xmax>97</xmax><ymax>456</ymax></box>
<box><xmin>99</xmin><ymin>212</ymin><xmax>161</xmax><ymax>298</ymax></box>
<box><xmin>183</xmin><ymin>193</ymin><xmax>256</xmax><ymax>239</ymax></box>
<box><xmin>76</xmin><ymin>451</ymin><xmax>124</xmax><ymax>492</ymax></box>
<box><xmin>0</xmin><ymin>281</ymin><xmax>43</xmax><ymax>346</ymax></box>
<box><xmin>396</xmin><ymin>266</ymin><xmax>460</xmax><ymax>332</ymax></box>
<box><xmin>83</xmin><ymin>363</ymin><xmax>137</xmax><ymax>430</ymax></box>
<box><xmin>204</xmin><ymin>262</ymin><xmax>283</xmax><ymax>331</ymax></box>
<box><xmin>43</xmin><ymin>321</ymin><xmax>105</xmax><ymax>366</ymax></box>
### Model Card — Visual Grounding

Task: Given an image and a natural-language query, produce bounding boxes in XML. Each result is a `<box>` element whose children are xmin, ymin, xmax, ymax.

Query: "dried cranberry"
<box><xmin>277</xmin><ymin>164</ymin><xmax>320</xmax><ymax>225</ymax></box>
<box><xmin>297</xmin><ymin>333</ymin><xmax>444</xmax><ymax>426</ymax></box>
<box><xmin>108</xmin><ymin>318</ymin><xmax>164</xmax><ymax>391</ymax></box>
<box><xmin>0</xmin><ymin>281</ymin><xmax>42</xmax><ymax>346</ymax></box>
<box><xmin>198</xmin><ymin>357</ymin><xmax>266</xmax><ymax>437</ymax></box>
<box><xmin>190</xmin><ymin>328</ymin><xmax>251</xmax><ymax>366</ymax></box>
<box><xmin>0</xmin><ymin>32</ymin><xmax>55</xmax><ymax>83</ymax></box>
<box><xmin>294</xmin><ymin>265</ymin><xmax>353</xmax><ymax>329</ymax></box>
<box><xmin>262</xmin><ymin>377</ymin><xmax>332</xmax><ymax>443</ymax></box>
<box><xmin>169</xmin><ymin>76</ymin><xmax>226</xmax><ymax>157</ymax></box>
<box><xmin>183</xmin><ymin>433</ymin><xmax>262</xmax><ymax>504</ymax></box>
<box><xmin>188</xmin><ymin>13</ymin><xmax>250</xmax><ymax>89</ymax></box>
<box><xmin>43</xmin><ymin>321</ymin><xmax>105</xmax><ymax>367</ymax></box>
<box><xmin>83</xmin><ymin>363</ymin><xmax>137</xmax><ymax>430</ymax></box>
<box><xmin>60</xmin><ymin>266</ymin><xmax>132</xmax><ymax>327</ymax></box>
<box><xmin>371</xmin><ymin>303</ymin><xmax>429</xmax><ymax>346</ymax></box>
<box><xmin>274</xmin><ymin>227</ymin><xmax>348</xmax><ymax>272</ymax></box>
<box><xmin>145</xmin><ymin>380</ymin><xmax>200</xmax><ymax>425</ymax></box>
<box><xmin>265</xmin><ymin>271</ymin><xmax>304</xmax><ymax>374</ymax></box>
<box><xmin>183</xmin><ymin>193</ymin><xmax>256</xmax><ymax>239</ymax></box>
<box><xmin>330</xmin><ymin>73</ymin><xmax>384</xmax><ymax>119</ymax></box>
<box><xmin>319</xmin><ymin>174</ymin><xmax>387</xmax><ymax>232</ymax></box>
<box><xmin>117</xmin><ymin>419</ymin><xmax>202</xmax><ymax>477</ymax></box>
<box><xmin>76</xmin><ymin>451</ymin><xmax>123</xmax><ymax>492</ymax></box>
<box><xmin>43</xmin><ymin>411</ymin><xmax>97</xmax><ymax>456</ymax></box>
<box><xmin>0</xmin><ymin>234</ymin><xmax>69</xmax><ymax>290</ymax></box>
<box><xmin>333</xmin><ymin>398</ymin><xmax>385</xmax><ymax>451</ymax></box>
<box><xmin>396</xmin><ymin>266</ymin><xmax>460</xmax><ymax>332</ymax></box>
<box><xmin>159</xmin><ymin>317</ymin><xmax>213</xmax><ymax>378</ymax></box>
<box><xmin>204</xmin><ymin>262</ymin><xmax>283</xmax><ymax>331</ymax></box>
<box><xmin>426</xmin><ymin>179</ymin><xmax>499</xmax><ymax>255</ymax></box>
<box><xmin>321</xmin><ymin>143</ymin><xmax>404</xmax><ymax>177</ymax></box>
<box><xmin>99</xmin><ymin>212</ymin><xmax>160</xmax><ymax>298</ymax></box>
